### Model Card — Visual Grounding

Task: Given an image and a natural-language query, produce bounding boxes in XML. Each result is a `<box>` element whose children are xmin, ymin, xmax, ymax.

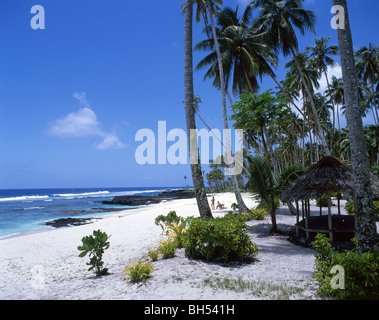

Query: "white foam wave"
<box><xmin>0</xmin><ymin>195</ymin><xmax>49</xmax><ymax>202</ymax></box>
<box><xmin>52</xmin><ymin>191</ymin><xmax>110</xmax><ymax>198</ymax></box>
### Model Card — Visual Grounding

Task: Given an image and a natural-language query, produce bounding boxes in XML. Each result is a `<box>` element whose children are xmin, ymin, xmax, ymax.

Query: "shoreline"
<box><xmin>0</xmin><ymin>189</ymin><xmax>195</xmax><ymax>241</ymax></box>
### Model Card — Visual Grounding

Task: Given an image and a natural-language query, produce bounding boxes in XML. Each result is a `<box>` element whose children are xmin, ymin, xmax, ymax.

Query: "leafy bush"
<box><xmin>316</xmin><ymin>194</ymin><xmax>329</xmax><ymax>208</ymax></box>
<box><xmin>155</xmin><ymin>211</ymin><xmax>182</xmax><ymax>228</ymax></box>
<box><xmin>345</xmin><ymin>201</ymin><xmax>379</xmax><ymax>221</ymax></box>
<box><xmin>227</xmin><ymin>210</ymin><xmax>266</xmax><ymax>222</ymax></box>
<box><xmin>158</xmin><ymin>239</ymin><xmax>176</xmax><ymax>259</ymax></box>
<box><xmin>312</xmin><ymin>233</ymin><xmax>379</xmax><ymax>299</ymax></box>
<box><xmin>183</xmin><ymin>214</ymin><xmax>258</xmax><ymax>262</ymax></box>
<box><xmin>231</xmin><ymin>203</ymin><xmax>239</xmax><ymax>211</ymax></box>
<box><xmin>345</xmin><ymin>201</ymin><xmax>355</xmax><ymax>215</ymax></box>
<box><xmin>250</xmin><ymin>209</ymin><xmax>266</xmax><ymax>221</ymax></box>
<box><xmin>122</xmin><ymin>260</ymin><xmax>154</xmax><ymax>283</ymax></box>
<box><xmin>77</xmin><ymin>230</ymin><xmax>111</xmax><ymax>277</ymax></box>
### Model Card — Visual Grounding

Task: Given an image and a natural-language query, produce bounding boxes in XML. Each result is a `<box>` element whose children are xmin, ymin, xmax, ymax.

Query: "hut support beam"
<box><xmin>296</xmin><ymin>201</ymin><xmax>299</xmax><ymax>237</ymax></box>
<box><xmin>328</xmin><ymin>196</ymin><xmax>333</xmax><ymax>242</ymax></box>
<box><xmin>305</xmin><ymin>199</ymin><xmax>310</xmax><ymax>240</ymax></box>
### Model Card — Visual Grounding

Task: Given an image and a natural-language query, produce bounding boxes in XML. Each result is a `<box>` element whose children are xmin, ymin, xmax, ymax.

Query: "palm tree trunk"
<box><xmin>290</xmin><ymin>47</ymin><xmax>331</xmax><ymax>156</ymax></box>
<box><xmin>333</xmin><ymin>0</ymin><xmax>377</xmax><ymax>253</ymax></box>
<box><xmin>206</xmin><ymin>0</ymin><xmax>251</xmax><ymax>214</ymax></box>
<box><xmin>184</xmin><ymin>0</ymin><xmax>212</xmax><ymax>219</ymax></box>
<box><xmin>262</xmin><ymin>126</ymin><xmax>279</xmax><ymax>181</ymax></box>
<box><xmin>325</xmin><ymin>69</ymin><xmax>336</xmax><ymax>152</ymax></box>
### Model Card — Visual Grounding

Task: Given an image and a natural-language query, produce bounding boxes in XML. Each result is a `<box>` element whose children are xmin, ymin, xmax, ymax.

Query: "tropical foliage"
<box><xmin>185</xmin><ymin>0</ymin><xmax>378</xmax><ymax>252</ymax></box>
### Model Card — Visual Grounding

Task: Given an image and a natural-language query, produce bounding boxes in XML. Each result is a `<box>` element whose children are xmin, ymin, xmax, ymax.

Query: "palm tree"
<box><xmin>253</xmin><ymin>0</ymin><xmax>331</xmax><ymax>156</ymax></box>
<box><xmin>247</xmin><ymin>156</ymin><xmax>278</xmax><ymax>233</ymax></box>
<box><xmin>284</xmin><ymin>51</ymin><xmax>320</xmax><ymax>163</ymax></box>
<box><xmin>202</xmin><ymin>0</ymin><xmax>252</xmax><ymax>214</ymax></box>
<box><xmin>355</xmin><ymin>42</ymin><xmax>379</xmax><ymax>123</ymax></box>
<box><xmin>332</xmin><ymin>0</ymin><xmax>377</xmax><ymax>253</ymax></box>
<box><xmin>195</xmin><ymin>5</ymin><xmax>277</xmax><ymax>95</ymax></box>
<box><xmin>306</xmin><ymin>37</ymin><xmax>339</xmax><ymax>149</ymax></box>
<box><xmin>184</xmin><ymin>0</ymin><xmax>213</xmax><ymax>219</ymax></box>
<box><xmin>326</xmin><ymin>76</ymin><xmax>344</xmax><ymax>131</ymax></box>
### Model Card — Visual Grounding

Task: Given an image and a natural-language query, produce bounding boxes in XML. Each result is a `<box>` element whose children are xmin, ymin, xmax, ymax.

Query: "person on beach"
<box><xmin>216</xmin><ymin>201</ymin><xmax>224</xmax><ymax>210</ymax></box>
<box><xmin>211</xmin><ymin>196</ymin><xmax>215</xmax><ymax>210</ymax></box>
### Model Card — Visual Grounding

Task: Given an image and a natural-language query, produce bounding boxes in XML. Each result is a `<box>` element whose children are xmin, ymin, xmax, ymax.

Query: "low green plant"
<box><xmin>146</xmin><ymin>247</ymin><xmax>159</xmax><ymax>261</ymax></box>
<box><xmin>183</xmin><ymin>214</ymin><xmax>258</xmax><ymax>262</ymax></box>
<box><xmin>250</xmin><ymin>209</ymin><xmax>266</xmax><ymax>221</ymax></box>
<box><xmin>203</xmin><ymin>276</ymin><xmax>304</xmax><ymax>300</ymax></box>
<box><xmin>164</xmin><ymin>220</ymin><xmax>188</xmax><ymax>248</ymax></box>
<box><xmin>122</xmin><ymin>260</ymin><xmax>154</xmax><ymax>283</ymax></box>
<box><xmin>158</xmin><ymin>239</ymin><xmax>176</xmax><ymax>259</ymax></box>
<box><xmin>77</xmin><ymin>229</ymin><xmax>111</xmax><ymax>277</ymax></box>
<box><xmin>312</xmin><ymin>233</ymin><xmax>379</xmax><ymax>299</ymax></box>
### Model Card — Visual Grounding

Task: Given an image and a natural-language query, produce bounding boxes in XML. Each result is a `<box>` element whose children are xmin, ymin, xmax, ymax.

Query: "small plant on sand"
<box><xmin>158</xmin><ymin>239</ymin><xmax>176</xmax><ymax>259</ymax></box>
<box><xmin>146</xmin><ymin>247</ymin><xmax>159</xmax><ymax>261</ymax></box>
<box><xmin>122</xmin><ymin>260</ymin><xmax>154</xmax><ymax>283</ymax></box>
<box><xmin>164</xmin><ymin>220</ymin><xmax>188</xmax><ymax>248</ymax></box>
<box><xmin>77</xmin><ymin>229</ymin><xmax>111</xmax><ymax>277</ymax></box>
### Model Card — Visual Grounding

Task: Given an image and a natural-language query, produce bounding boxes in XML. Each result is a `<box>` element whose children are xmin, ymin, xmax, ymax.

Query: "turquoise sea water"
<box><xmin>0</xmin><ymin>187</ymin><xmax>179</xmax><ymax>239</ymax></box>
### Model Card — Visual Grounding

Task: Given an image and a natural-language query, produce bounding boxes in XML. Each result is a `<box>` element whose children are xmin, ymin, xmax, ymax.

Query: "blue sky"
<box><xmin>0</xmin><ymin>0</ymin><xmax>378</xmax><ymax>189</ymax></box>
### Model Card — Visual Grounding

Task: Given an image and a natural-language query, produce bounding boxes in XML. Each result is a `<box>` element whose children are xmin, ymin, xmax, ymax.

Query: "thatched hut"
<box><xmin>281</xmin><ymin>156</ymin><xmax>379</xmax><ymax>242</ymax></box>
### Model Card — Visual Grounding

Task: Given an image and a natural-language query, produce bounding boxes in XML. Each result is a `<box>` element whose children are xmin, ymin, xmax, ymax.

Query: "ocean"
<box><xmin>0</xmin><ymin>187</ymin><xmax>179</xmax><ymax>239</ymax></box>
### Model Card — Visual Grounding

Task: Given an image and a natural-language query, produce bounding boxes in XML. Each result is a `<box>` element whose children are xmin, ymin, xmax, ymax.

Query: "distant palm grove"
<box><xmin>184</xmin><ymin>0</ymin><xmax>378</xmax><ymax>253</ymax></box>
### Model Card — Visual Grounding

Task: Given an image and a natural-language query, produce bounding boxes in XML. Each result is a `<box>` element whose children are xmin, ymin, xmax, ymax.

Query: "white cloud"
<box><xmin>73</xmin><ymin>92</ymin><xmax>90</xmax><ymax>108</ymax></box>
<box><xmin>316</xmin><ymin>63</ymin><xmax>342</xmax><ymax>94</ymax></box>
<box><xmin>47</xmin><ymin>92</ymin><xmax>125</xmax><ymax>150</ymax></box>
<box><xmin>47</xmin><ymin>107</ymin><xmax>104</xmax><ymax>138</ymax></box>
<box><xmin>94</xmin><ymin>133</ymin><xmax>125</xmax><ymax>150</ymax></box>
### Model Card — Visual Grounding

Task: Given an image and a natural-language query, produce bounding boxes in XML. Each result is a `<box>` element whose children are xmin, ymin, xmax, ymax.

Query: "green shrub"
<box><xmin>345</xmin><ymin>201</ymin><xmax>379</xmax><ymax>221</ymax></box>
<box><xmin>316</xmin><ymin>194</ymin><xmax>329</xmax><ymax>208</ymax></box>
<box><xmin>250</xmin><ymin>209</ymin><xmax>266</xmax><ymax>221</ymax></box>
<box><xmin>155</xmin><ymin>211</ymin><xmax>182</xmax><ymax>229</ymax></box>
<box><xmin>77</xmin><ymin>230</ymin><xmax>111</xmax><ymax>277</ymax></box>
<box><xmin>231</xmin><ymin>203</ymin><xmax>239</xmax><ymax>211</ymax></box>
<box><xmin>183</xmin><ymin>214</ymin><xmax>258</xmax><ymax>262</ymax></box>
<box><xmin>122</xmin><ymin>260</ymin><xmax>154</xmax><ymax>283</ymax></box>
<box><xmin>312</xmin><ymin>233</ymin><xmax>379</xmax><ymax>300</ymax></box>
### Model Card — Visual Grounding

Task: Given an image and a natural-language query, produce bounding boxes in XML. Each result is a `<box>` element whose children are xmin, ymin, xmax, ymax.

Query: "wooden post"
<box><xmin>320</xmin><ymin>197</ymin><xmax>322</xmax><ymax>216</ymax></box>
<box><xmin>301</xmin><ymin>200</ymin><xmax>305</xmax><ymax>220</ymax></box>
<box><xmin>328</xmin><ymin>195</ymin><xmax>333</xmax><ymax>242</ymax></box>
<box><xmin>337</xmin><ymin>194</ymin><xmax>341</xmax><ymax>215</ymax></box>
<box><xmin>296</xmin><ymin>201</ymin><xmax>300</xmax><ymax>237</ymax></box>
<box><xmin>305</xmin><ymin>199</ymin><xmax>310</xmax><ymax>241</ymax></box>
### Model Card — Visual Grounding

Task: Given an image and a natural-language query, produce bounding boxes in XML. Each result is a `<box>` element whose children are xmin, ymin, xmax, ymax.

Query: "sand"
<box><xmin>0</xmin><ymin>193</ymin><xmax>321</xmax><ymax>300</ymax></box>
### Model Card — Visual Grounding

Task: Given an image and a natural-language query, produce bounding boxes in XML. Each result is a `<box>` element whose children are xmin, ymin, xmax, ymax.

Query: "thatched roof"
<box><xmin>281</xmin><ymin>156</ymin><xmax>379</xmax><ymax>202</ymax></box>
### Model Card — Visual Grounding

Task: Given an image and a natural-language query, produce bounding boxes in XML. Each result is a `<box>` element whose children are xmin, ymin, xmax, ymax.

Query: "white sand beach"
<box><xmin>0</xmin><ymin>193</ymin><xmax>323</xmax><ymax>300</ymax></box>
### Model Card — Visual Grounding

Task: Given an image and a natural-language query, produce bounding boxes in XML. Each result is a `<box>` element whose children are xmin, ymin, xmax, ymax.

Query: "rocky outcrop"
<box><xmin>45</xmin><ymin>218</ymin><xmax>100</xmax><ymax>228</ymax></box>
<box><xmin>102</xmin><ymin>189</ymin><xmax>195</xmax><ymax>206</ymax></box>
